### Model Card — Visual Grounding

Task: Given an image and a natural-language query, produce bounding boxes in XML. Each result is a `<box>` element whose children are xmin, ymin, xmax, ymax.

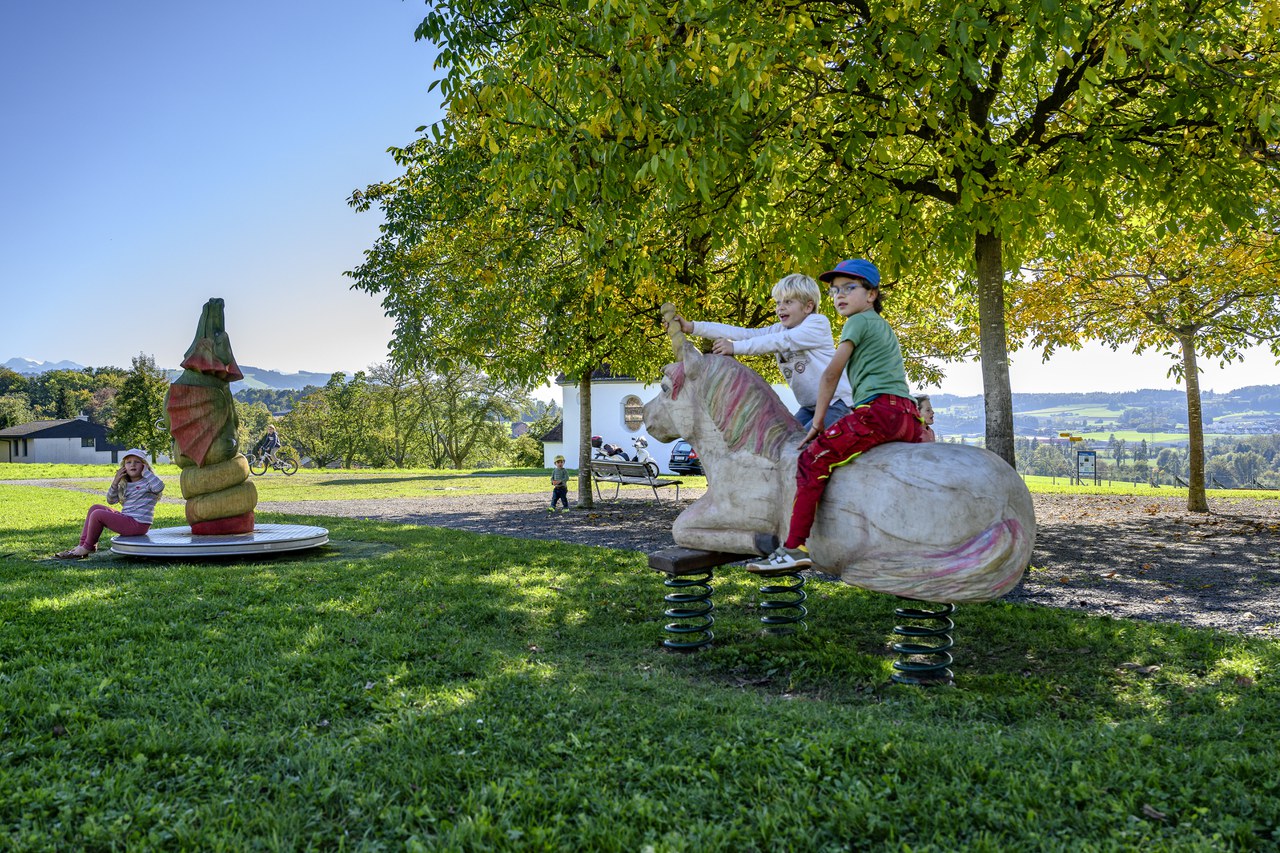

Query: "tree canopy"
<box><xmin>353</xmin><ymin>0</ymin><xmax>1279</xmax><ymax>467</ymax></box>
<box><xmin>110</xmin><ymin>354</ymin><xmax>171</xmax><ymax>460</ymax></box>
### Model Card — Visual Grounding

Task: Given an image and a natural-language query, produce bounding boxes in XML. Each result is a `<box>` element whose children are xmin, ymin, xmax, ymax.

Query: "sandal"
<box><xmin>53</xmin><ymin>550</ymin><xmax>88</xmax><ymax>560</ymax></box>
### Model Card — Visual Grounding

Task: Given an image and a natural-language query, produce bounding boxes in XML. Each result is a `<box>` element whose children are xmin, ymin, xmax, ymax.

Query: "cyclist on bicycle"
<box><xmin>254</xmin><ymin>425</ymin><xmax>281</xmax><ymax>460</ymax></box>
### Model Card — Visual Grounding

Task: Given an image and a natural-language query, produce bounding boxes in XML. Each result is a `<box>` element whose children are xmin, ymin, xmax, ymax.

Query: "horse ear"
<box><xmin>681</xmin><ymin>341</ymin><xmax>703</xmax><ymax>375</ymax></box>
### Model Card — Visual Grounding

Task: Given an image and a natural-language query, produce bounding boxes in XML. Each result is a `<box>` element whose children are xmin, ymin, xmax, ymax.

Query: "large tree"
<box><xmin>416</xmin><ymin>364</ymin><xmax>528</xmax><ymax>469</ymax></box>
<box><xmin>324</xmin><ymin>372</ymin><xmax>378</xmax><ymax>470</ymax></box>
<box><xmin>0</xmin><ymin>395</ymin><xmax>33</xmax><ymax>430</ymax></box>
<box><xmin>349</xmin><ymin>124</ymin><xmax>680</xmax><ymax>500</ymax></box>
<box><xmin>1021</xmin><ymin>221</ymin><xmax>1280</xmax><ymax>510</ymax></box>
<box><xmin>27</xmin><ymin>368</ymin><xmax>121</xmax><ymax>420</ymax></box>
<box><xmin>354</xmin><ymin>0</ymin><xmax>974</xmax><ymax>500</ymax></box>
<box><xmin>0</xmin><ymin>368</ymin><xmax>28</xmax><ymax>398</ymax></box>
<box><xmin>366</xmin><ymin>361</ymin><xmax>432</xmax><ymax>468</ymax></box>
<box><xmin>281</xmin><ymin>380</ymin><xmax>347</xmax><ymax>470</ymax></box>
<box><xmin>802</xmin><ymin>0</ymin><xmax>1278</xmax><ymax>462</ymax></box>
<box><xmin>235</xmin><ymin>400</ymin><xmax>273</xmax><ymax>459</ymax></box>
<box><xmin>406</xmin><ymin>0</ymin><xmax>1279</xmax><ymax>466</ymax></box>
<box><xmin>110</xmin><ymin>354</ymin><xmax>171</xmax><ymax>460</ymax></box>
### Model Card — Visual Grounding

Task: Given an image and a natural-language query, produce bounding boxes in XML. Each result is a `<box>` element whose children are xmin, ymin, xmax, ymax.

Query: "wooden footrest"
<box><xmin>648</xmin><ymin>546</ymin><xmax>755</xmax><ymax>575</ymax></box>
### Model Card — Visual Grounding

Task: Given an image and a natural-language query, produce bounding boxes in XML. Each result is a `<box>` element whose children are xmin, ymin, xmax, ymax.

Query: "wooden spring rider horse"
<box><xmin>643</xmin><ymin>305</ymin><xmax>1035</xmax><ymax>604</ymax></box>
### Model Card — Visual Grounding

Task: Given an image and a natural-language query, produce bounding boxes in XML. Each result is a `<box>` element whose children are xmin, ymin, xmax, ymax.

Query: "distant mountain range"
<box><xmin>3</xmin><ymin>357</ymin><xmax>86</xmax><ymax>374</ymax></box>
<box><xmin>3</xmin><ymin>357</ymin><xmax>338</xmax><ymax>392</ymax></box>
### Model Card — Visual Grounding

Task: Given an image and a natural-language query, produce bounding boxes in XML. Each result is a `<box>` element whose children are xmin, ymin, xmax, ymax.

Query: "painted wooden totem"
<box><xmin>164</xmin><ymin>298</ymin><xmax>257</xmax><ymax>534</ymax></box>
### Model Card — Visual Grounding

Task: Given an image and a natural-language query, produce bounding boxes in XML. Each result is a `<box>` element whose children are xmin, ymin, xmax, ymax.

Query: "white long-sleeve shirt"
<box><xmin>106</xmin><ymin>469</ymin><xmax>166</xmax><ymax>525</ymax></box>
<box><xmin>691</xmin><ymin>314</ymin><xmax>854</xmax><ymax>408</ymax></box>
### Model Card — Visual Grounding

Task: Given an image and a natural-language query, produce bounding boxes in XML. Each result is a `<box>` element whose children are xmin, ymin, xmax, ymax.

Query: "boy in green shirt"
<box><xmin>747</xmin><ymin>258</ymin><xmax>929</xmax><ymax>572</ymax></box>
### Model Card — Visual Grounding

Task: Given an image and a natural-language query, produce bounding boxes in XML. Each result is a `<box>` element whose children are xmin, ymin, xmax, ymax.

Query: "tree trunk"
<box><xmin>975</xmin><ymin>230</ymin><xmax>1016</xmax><ymax>466</ymax></box>
<box><xmin>578</xmin><ymin>373</ymin><xmax>594</xmax><ymax>508</ymax></box>
<box><xmin>1179</xmin><ymin>333</ymin><xmax>1209</xmax><ymax>512</ymax></box>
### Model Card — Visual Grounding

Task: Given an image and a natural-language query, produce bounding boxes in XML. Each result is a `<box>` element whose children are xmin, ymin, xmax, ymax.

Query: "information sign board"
<box><xmin>1077</xmin><ymin>449</ymin><xmax>1097</xmax><ymax>484</ymax></box>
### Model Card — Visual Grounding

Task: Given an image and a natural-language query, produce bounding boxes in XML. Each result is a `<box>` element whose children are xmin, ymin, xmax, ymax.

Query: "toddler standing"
<box><xmin>549</xmin><ymin>455</ymin><xmax>570</xmax><ymax>512</ymax></box>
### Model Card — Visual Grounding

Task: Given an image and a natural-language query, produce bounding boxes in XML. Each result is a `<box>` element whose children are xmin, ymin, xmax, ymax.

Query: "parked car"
<box><xmin>668</xmin><ymin>439</ymin><xmax>703</xmax><ymax>475</ymax></box>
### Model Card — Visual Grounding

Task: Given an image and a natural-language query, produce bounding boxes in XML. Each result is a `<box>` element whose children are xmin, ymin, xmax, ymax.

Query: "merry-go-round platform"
<box><xmin>110</xmin><ymin>523</ymin><xmax>329</xmax><ymax>558</ymax></box>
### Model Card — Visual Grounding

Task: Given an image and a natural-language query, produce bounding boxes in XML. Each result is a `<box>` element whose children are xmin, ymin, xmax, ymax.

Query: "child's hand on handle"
<box><xmin>660</xmin><ymin>303</ymin><xmax>692</xmax><ymax>351</ymax></box>
<box><xmin>663</xmin><ymin>311</ymin><xmax>693</xmax><ymax>335</ymax></box>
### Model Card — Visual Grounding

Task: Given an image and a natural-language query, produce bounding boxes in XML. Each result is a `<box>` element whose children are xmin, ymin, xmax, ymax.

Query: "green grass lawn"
<box><xmin>1019</xmin><ymin>474</ymin><xmax>1280</xmax><ymax>500</ymax></box>
<box><xmin>1</xmin><ymin>471</ymin><xmax>1277</xmax><ymax>849</ymax></box>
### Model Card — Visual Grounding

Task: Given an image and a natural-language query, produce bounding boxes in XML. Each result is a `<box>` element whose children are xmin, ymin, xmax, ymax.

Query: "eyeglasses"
<box><xmin>828</xmin><ymin>281</ymin><xmax>868</xmax><ymax>297</ymax></box>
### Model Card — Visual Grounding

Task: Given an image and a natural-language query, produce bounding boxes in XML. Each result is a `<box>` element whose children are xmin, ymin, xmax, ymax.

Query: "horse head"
<box><xmin>643</xmin><ymin>308</ymin><xmax>805</xmax><ymax>554</ymax></box>
<box><xmin>641</xmin><ymin>341</ymin><xmax>700</xmax><ymax>446</ymax></box>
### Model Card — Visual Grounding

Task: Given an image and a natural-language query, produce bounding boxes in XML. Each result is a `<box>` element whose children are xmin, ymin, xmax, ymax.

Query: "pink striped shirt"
<box><xmin>107</xmin><ymin>470</ymin><xmax>166</xmax><ymax>525</ymax></box>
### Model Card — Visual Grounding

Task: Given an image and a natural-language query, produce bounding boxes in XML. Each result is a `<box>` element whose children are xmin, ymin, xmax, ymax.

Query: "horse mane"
<box><xmin>670</xmin><ymin>355</ymin><xmax>799</xmax><ymax>461</ymax></box>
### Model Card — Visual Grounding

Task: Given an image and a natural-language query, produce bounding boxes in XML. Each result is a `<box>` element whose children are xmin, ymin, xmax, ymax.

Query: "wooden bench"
<box><xmin>589</xmin><ymin>458</ymin><xmax>683</xmax><ymax>501</ymax></box>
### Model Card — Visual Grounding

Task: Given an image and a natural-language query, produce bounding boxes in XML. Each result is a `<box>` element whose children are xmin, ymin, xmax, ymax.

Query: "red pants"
<box><xmin>785</xmin><ymin>395</ymin><xmax>927</xmax><ymax>549</ymax></box>
<box><xmin>79</xmin><ymin>505</ymin><xmax>150</xmax><ymax>551</ymax></box>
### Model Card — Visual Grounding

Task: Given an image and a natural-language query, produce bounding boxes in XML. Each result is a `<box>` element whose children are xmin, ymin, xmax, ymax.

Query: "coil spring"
<box><xmin>890</xmin><ymin>600</ymin><xmax>955</xmax><ymax>686</ymax></box>
<box><xmin>757</xmin><ymin>571</ymin><xmax>808</xmax><ymax>635</ymax></box>
<box><xmin>661</xmin><ymin>569</ymin><xmax>714</xmax><ymax>651</ymax></box>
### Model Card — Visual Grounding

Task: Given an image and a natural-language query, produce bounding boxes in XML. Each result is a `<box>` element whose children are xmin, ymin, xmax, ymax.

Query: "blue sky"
<box><xmin>1</xmin><ymin>0</ymin><xmax>440</xmax><ymax>375</ymax></box>
<box><xmin>1</xmin><ymin>2</ymin><xmax>1274</xmax><ymax>396</ymax></box>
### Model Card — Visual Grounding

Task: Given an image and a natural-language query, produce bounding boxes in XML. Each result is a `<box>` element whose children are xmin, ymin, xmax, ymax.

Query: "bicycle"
<box><xmin>249</xmin><ymin>448</ymin><xmax>298</xmax><ymax>476</ymax></box>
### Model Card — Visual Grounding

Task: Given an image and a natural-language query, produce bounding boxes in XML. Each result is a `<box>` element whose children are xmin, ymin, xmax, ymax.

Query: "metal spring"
<box><xmin>757</xmin><ymin>571</ymin><xmax>807</xmax><ymax>635</ymax></box>
<box><xmin>661</xmin><ymin>569</ymin><xmax>714</xmax><ymax>651</ymax></box>
<box><xmin>891</xmin><ymin>600</ymin><xmax>955</xmax><ymax>686</ymax></box>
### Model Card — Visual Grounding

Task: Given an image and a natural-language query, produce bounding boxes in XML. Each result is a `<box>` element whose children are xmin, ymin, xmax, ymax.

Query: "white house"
<box><xmin>0</xmin><ymin>417</ymin><xmax>133</xmax><ymax>464</ymax></box>
<box><xmin>542</xmin><ymin>369</ymin><xmax>797</xmax><ymax>473</ymax></box>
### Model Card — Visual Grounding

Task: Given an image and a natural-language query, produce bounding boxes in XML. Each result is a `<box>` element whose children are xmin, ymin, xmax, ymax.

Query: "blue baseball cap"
<box><xmin>818</xmin><ymin>258</ymin><xmax>881</xmax><ymax>287</ymax></box>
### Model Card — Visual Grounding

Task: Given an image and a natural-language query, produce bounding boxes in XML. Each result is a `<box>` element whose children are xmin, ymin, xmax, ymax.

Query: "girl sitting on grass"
<box><xmin>54</xmin><ymin>449</ymin><xmax>165</xmax><ymax>559</ymax></box>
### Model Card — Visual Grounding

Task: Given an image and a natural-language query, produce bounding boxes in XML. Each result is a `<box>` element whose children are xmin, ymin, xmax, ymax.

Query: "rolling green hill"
<box><xmin>932</xmin><ymin>384</ymin><xmax>1280</xmax><ymax>445</ymax></box>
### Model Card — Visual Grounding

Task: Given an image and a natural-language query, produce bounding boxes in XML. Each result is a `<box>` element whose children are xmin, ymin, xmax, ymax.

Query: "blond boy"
<box><xmin>672</xmin><ymin>274</ymin><xmax>854</xmax><ymax>428</ymax></box>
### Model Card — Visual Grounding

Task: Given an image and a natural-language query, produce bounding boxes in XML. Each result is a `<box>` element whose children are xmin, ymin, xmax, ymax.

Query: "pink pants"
<box><xmin>785</xmin><ymin>395</ymin><xmax>927</xmax><ymax>550</ymax></box>
<box><xmin>79</xmin><ymin>505</ymin><xmax>150</xmax><ymax>551</ymax></box>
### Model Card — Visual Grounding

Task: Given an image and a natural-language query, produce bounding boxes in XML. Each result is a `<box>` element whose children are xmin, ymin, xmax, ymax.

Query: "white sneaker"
<box><xmin>745</xmin><ymin>546</ymin><xmax>812</xmax><ymax>573</ymax></box>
